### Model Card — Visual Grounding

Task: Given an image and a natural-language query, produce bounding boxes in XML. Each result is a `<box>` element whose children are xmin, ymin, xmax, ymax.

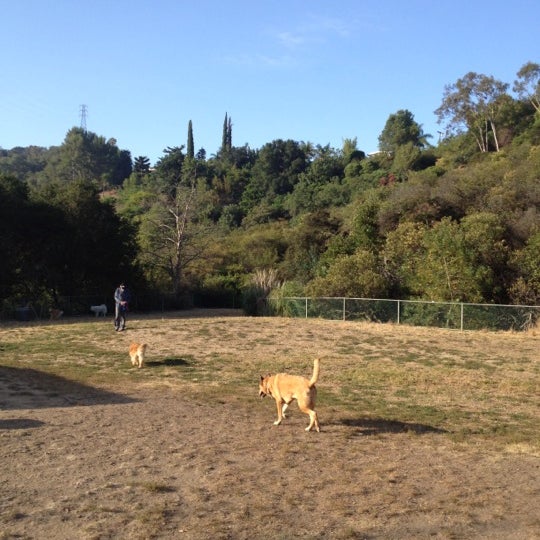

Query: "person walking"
<box><xmin>114</xmin><ymin>283</ymin><xmax>130</xmax><ymax>331</ymax></box>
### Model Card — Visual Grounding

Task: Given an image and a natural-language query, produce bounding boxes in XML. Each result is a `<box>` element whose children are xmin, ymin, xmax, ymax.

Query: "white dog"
<box><xmin>90</xmin><ymin>304</ymin><xmax>107</xmax><ymax>317</ymax></box>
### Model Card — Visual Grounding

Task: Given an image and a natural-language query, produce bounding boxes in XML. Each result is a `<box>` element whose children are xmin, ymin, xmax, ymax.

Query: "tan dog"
<box><xmin>259</xmin><ymin>358</ymin><xmax>320</xmax><ymax>432</ymax></box>
<box><xmin>129</xmin><ymin>342</ymin><xmax>147</xmax><ymax>369</ymax></box>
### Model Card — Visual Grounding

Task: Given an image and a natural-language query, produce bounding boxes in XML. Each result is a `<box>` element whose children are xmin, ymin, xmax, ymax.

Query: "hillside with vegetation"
<box><xmin>1</xmin><ymin>63</ymin><xmax>539</xmax><ymax>315</ymax></box>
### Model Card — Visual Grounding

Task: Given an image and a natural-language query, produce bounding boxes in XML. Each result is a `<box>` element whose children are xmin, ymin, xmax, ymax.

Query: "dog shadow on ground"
<box><xmin>338</xmin><ymin>417</ymin><xmax>448</xmax><ymax>436</ymax></box>
<box><xmin>144</xmin><ymin>357</ymin><xmax>190</xmax><ymax>368</ymax></box>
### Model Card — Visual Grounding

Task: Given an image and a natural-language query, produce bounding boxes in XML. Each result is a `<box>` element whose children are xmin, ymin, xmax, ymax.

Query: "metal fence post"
<box><xmin>397</xmin><ymin>300</ymin><xmax>400</xmax><ymax>325</ymax></box>
<box><xmin>460</xmin><ymin>303</ymin><xmax>464</xmax><ymax>332</ymax></box>
<box><xmin>343</xmin><ymin>298</ymin><xmax>346</xmax><ymax>321</ymax></box>
<box><xmin>305</xmin><ymin>297</ymin><xmax>308</xmax><ymax>318</ymax></box>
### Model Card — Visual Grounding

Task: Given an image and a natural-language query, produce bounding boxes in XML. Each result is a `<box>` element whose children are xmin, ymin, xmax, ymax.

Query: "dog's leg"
<box><xmin>281</xmin><ymin>402</ymin><xmax>289</xmax><ymax>418</ymax></box>
<box><xmin>305</xmin><ymin>410</ymin><xmax>320</xmax><ymax>432</ymax></box>
<box><xmin>274</xmin><ymin>398</ymin><xmax>284</xmax><ymax>425</ymax></box>
<box><xmin>298</xmin><ymin>398</ymin><xmax>320</xmax><ymax>432</ymax></box>
<box><xmin>137</xmin><ymin>353</ymin><xmax>143</xmax><ymax>368</ymax></box>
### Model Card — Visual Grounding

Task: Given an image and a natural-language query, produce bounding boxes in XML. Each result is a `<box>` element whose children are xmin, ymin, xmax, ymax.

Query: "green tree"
<box><xmin>341</xmin><ymin>137</ymin><xmax>365</xmax><ymax>164</ymax></box>
<box><xmin>187</xmin><ymin>120</ymin><xmax>194</xmax><ymax>159</ymax></box>
<box><xmin>306</xmin><ymin>249</ymin><xmax>387</xmax><ymax>298</ymax></box>
<box><xmin>282</xmin><ymin>210</ymin><xmax>341</xmax><ymax>282</ymax></box>
<box><xmin>34</xmin><ymin>180</ymin><xmax>139</xmax><ymax>294</ymax></box>
<box><xmin>0</xmin><ymin>146</ymin><xmax>49</xmax><ymax>182</ymax></box>
<box><xmin>39</xmin><ymin>128</ymin><xmax>132</xmax><ymax>188</ymax></box>
<box><xmin>383</xmin><ymin>221</ymin><xmax>428</xmax><ymax>297</ymax></box>
<box><xmin>134</xmin><ymin>156</ymin><xmax>151</xmax><ymax>174</ymax></box>
<box><xmin>509</xmin><ymin>232</ymin><xmax>540</xmax><ymax>304</ymax></box>
<box><xmin>286</xmin><ymin>145</ymin><xmax>345</xmax><ymax>215</ymax></box>
<box><xmin>154</xmin><ymin>146</ymin><xmax>185</xmax><ymax>188</ymax></box>
<box><xmin>206</xmin><ymin>143</ymin><xmax>256</xmax><ymax>219</ymax></box>
<box><xmin>460</xmin><ymin>212</ymin><xmax>509</xmax><ymax>302</ymax></box>
<box><xmin>1</xmin><ymin>173</ymin><xmax>143</xmax><ymax>304</ymax></box>
<box><xmin>389</xmin><ymin>142</ymin><xmax>422</xmax><ymax>180</ymax></box>
<box><xmin>435</xmin><ymin>72</ymin><xmax>509</xmax><ymax>152</ymax></box>
<box><xmin>513</xmin><ymin>61</ymin><xmax>540</xmax><ymax>113</ymax></box>
<box><xmin>350</xmin><ymin>189</ymin><xmax>384</xmax><ymax>251</ymax></box>
<box><xmin>0</xmin><ymin>175</ymin><xmax>34</xmax><ymax>297</ymax></box>
<box><xmin>115</xmin><ymin>171</ymin><xmax>155</xmax><ymax>222</ymax></box>
<box><xmin>413</xmin><ymin>218</ymin><xmax>484</xmax><ymax>302</ymax></box>
<box><xmin>220</xmin><ymin>113</ymin><xmax>232</xmax><ymax>157</ymax></box>
<box><xmin>378</xmin><ymin>109</ymin><xmax>430</xmax><ymax>153</ymax></box>
<box><xmin>241</xmin><ymin>139</ymin><xmax>308</xmax><ymax>216</ymax></box>
<box><xmin>228</xmin><ymin>223</ymin><xmax>288</xmax><ymax>272</ymax></box>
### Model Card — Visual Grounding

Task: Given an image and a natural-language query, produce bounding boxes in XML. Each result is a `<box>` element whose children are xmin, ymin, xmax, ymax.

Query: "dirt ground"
<box><xmin>1</xmin><ymin>314</ymin><xmax>539</xmax><ymax>539</ymax></box>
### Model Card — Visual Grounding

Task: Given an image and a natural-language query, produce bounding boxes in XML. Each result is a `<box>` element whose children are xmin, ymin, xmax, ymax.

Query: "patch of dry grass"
<box><xmin>1</xmin><ymin>312</ymin><xmax>539</xmax><ymax>540</ymax></box>
<box><xmin>1</xmin><ymin>309</ymin><xmax>538</xmax><ymax>453</ymax></box>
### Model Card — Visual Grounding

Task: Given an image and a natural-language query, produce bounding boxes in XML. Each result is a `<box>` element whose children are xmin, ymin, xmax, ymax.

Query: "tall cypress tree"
<box><xmin>221</xmin><ymin>113</ymin><xmax>229</xmax><ymax>154</ymax></box>
<box><xmin>227</xmin><ymin>115</ymin><xmax>232</xmax><ymax>151</ymax></box>
<box><xmin>187</xmin><ymin>120</ymin><xmax>194</xmax><ymax>159</ymax></box>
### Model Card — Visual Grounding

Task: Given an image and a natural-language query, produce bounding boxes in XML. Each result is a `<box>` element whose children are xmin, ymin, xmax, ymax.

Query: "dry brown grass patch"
<box><xmin>1</xmin><ymin>310</ymin><xmax>539</xmax><ymax>539</ymax></box>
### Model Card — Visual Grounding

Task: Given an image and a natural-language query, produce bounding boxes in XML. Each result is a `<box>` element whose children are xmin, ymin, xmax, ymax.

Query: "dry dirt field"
<box><xmin>1</xmin><ymin>310</ymin><xmax>539</xmax><ymax>539</ymax></box>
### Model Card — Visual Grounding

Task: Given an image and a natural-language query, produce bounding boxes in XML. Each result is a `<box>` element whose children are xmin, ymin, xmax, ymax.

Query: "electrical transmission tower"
<box><xmin>79</xmin><ymin>104</ymin><xmax>88</xmax><ymax>131</ymax></box>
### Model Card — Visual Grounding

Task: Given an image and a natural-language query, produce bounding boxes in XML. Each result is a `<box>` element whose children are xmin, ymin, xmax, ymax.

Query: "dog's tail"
<box><xmin>308</xmin><ymin>358</ymin><xmax>320</xmax><ymax>388</ymax></box>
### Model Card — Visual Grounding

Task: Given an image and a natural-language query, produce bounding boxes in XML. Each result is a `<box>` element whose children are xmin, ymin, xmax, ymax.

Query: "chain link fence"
<box><xmin>269</xmin><ymin>297</ymin><xmax>540</xmax><ymax>332</ymax></box>
<box><xmin>3</xmin><ymin>291</ymin><xmax>539</xmax><ymax>332</ymax></box>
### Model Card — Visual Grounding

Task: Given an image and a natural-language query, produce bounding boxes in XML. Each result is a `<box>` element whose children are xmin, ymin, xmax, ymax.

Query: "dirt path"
<box><xmin>1</xmin><ymin>370</ymin><xmax>539</xmax><ymax>539</ymax></box>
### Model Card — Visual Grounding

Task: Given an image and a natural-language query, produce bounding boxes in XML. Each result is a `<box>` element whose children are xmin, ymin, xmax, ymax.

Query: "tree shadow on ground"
<box><xmin>0</xmin><ymin>366</ymin><xmax>139</xmax><ymax>412</ymax></box>
<box><xmin>338</xmin><ymin>417</ymin><xmax>449</xmax><ymax>436</ymax></box>
<box><xmin>145</xmin><ymin>357</ymin><xmax>190</xmax><ymax>367</ymax></box>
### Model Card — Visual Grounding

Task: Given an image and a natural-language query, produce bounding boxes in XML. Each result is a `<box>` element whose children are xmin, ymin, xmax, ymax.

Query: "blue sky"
<box><xmin>2</xmin><ymin>0</ymin><xmax>539</xmax><ymax>165</ymax></box>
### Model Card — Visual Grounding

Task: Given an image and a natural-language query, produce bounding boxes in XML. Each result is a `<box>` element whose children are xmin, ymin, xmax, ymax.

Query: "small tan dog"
<box><xmin>129</xmin><ymin>342</ymin><xmax>147</xmax><ymax>369</ymax></box>
<box><xmin>259</xmin><ymin>358</ymin><xmax>320</xmax><ymax>432</ymax></box>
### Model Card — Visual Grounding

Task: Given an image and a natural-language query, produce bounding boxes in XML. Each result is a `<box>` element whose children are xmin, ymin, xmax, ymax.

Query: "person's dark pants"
<box><xmin>114</xmin><ymin>305</ymin><xmax>126</xmax><ymax>331</ymax></box>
